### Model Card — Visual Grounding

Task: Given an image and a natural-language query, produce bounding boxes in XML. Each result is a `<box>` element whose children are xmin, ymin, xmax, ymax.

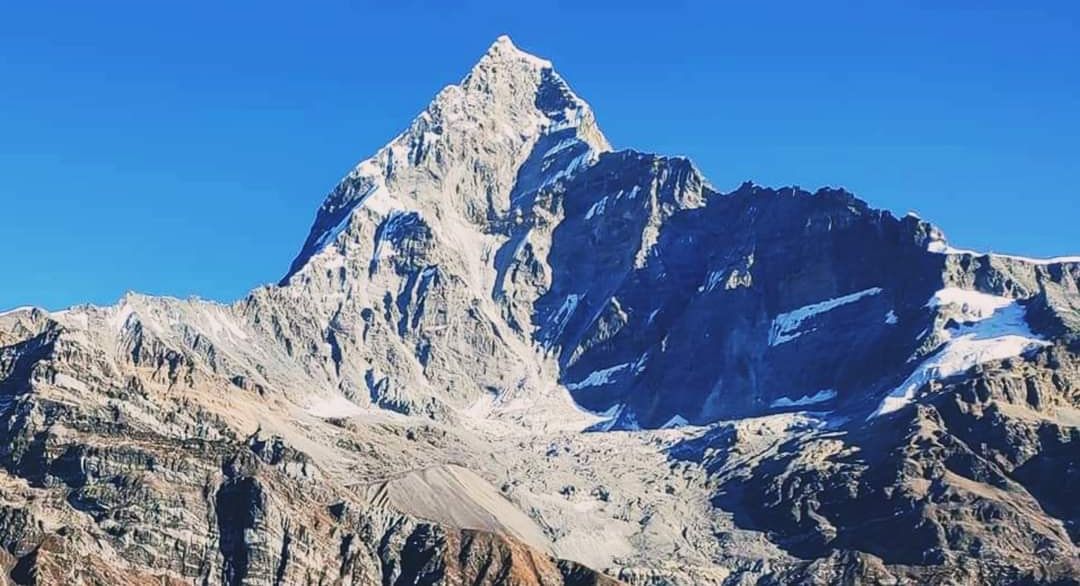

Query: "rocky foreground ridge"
<box><xmin>0</xmin><ymin>36</ymin><xmax>1077</xmax><ymax>585</ymax></box>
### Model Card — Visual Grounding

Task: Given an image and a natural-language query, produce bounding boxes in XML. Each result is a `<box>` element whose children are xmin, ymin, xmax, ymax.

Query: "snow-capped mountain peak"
<box><xmin>281</xmin><ymin>36</ymin><xmax>609</xmax><ymax>283</ymax></box>
<box><xmin>3</xmin><ymin>37</ymin><xmax>1078</xmax><ymax>585</ymax></box>
<box><xmin>471</xmin><ymin>34</ymin><xmax>554</xmax><ymax>73</ymax></box>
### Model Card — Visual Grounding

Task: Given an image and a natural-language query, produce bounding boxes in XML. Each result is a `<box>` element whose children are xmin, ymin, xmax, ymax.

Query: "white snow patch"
<box><xmin>928</xmin><ymin>287</ymin><xmax>1012</xmax><ymax>320</ymax></box>
<box><xmin>870</xmin><ymin>289</ymin><xmax>1049</xmax><ymax>418</ymax></box>
<box><xmin>585</xmin><ymin>196</ymin><xmax>608</xmax><ymax>220</ymax></box>
<box><xmin>306</xmin><ymin>395</ymin><xmax>366</xmax><ymax>419</ymax></box>
<box><xmin>926</xmin><ymin>240</ymin><xmax>977</xmax><ymax>255</ymax></box>
<box><xmin>565</xmin><ymin>353</ymin><xmax>647</xmax><ymax>392</ymax></box>
<box><xmin>542</xmin><ymin>137</ymin><xmax>581</xmax><ymax>158</ymax></box>
<box><xmin>646</xmin><ymin>308</ymin><xmax>660</xmax><ymax>325</ymax></box>
<box><xmin>769</xmin><ymin>287</ymin><xmax>883</xmax><ymax>346</ymax></box>
<box><xmin>538</xmin><ymin>149</ymin><xmax>594</xmax><ymax>189</ymax></box>
<box><xmin>566</xmin><ymin>363</ymin><xmax>630</xmax><ymax>391</ymax></box>
<box><xmin>771</xmin><ymin>389</ymin><xmax>837</xmax><ymax>408</ymax></box>
<box><xmin>583</xmin><ymin>186</ymin><xmax>638</xmax><ymax>220</ymax></box>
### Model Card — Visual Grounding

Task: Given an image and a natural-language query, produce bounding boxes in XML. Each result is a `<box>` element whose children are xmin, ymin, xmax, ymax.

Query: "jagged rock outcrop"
<box><xmin>0</xmin><ymin>35</ymin><xmax>1077</xmax><ymax>585</ymax></box>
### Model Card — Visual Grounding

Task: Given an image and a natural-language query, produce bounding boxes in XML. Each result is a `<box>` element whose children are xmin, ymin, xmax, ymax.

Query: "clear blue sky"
<box><xmin>2</xmin><ymin>1</ymin><xmax>1077</xmax><ymax>310</ymax></box>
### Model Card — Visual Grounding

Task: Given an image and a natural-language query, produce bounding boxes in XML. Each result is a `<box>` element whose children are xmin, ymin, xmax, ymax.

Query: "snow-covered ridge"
<box><xmin>484</xmin><ymin>34</ymin><xmax>552</xmax><ymax>69</ymax></box>
<box><xmin>0</xmin><ymin>306</ymin><xmax>38</xmax><ymax>318</ymax></box>
<box><xmin>927</xmin><ymin>240</ymin><xmax>1080</xmax><ymax>265</ymax></box>
<box><xmin>870</xmin><ymin>288</ymin><xmax>1048</xmax><ymax>418</ymax></box>
<box><xmin>769</xmin><ymin>287</ymin><xmax>883</xmax><ymax>346</ymax></box>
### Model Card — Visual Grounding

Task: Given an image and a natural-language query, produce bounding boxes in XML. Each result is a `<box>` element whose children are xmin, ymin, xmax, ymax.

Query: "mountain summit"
<box><xmin>0</xmin><ymin>37</ymin><xmax>1078</xmax><ymax>585</ymax></box>
<box><xmin>282</xmin><ymin>35</ymin><xmax>609</xmax><ymax>283</ymax></box>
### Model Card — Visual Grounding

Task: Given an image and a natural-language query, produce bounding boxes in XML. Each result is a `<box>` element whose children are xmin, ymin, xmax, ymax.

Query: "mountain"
<box><xmin>0</xmin><ymin>36</ymin><xmax>1077</xmax><ymax>585</ymax></box>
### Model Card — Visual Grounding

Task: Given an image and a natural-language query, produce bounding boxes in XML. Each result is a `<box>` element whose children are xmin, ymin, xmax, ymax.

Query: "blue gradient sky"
<box><xmin>2</xmin><ymin>1</ymin><xmax>1077</xmax><ymax>310</ymax></box>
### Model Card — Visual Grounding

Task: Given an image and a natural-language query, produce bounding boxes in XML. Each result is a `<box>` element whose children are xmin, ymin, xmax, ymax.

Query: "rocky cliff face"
<box><xmin>0</xmin><ymin>36</ymin><xmax>1077</xmax><ymax>585</ymax></box>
